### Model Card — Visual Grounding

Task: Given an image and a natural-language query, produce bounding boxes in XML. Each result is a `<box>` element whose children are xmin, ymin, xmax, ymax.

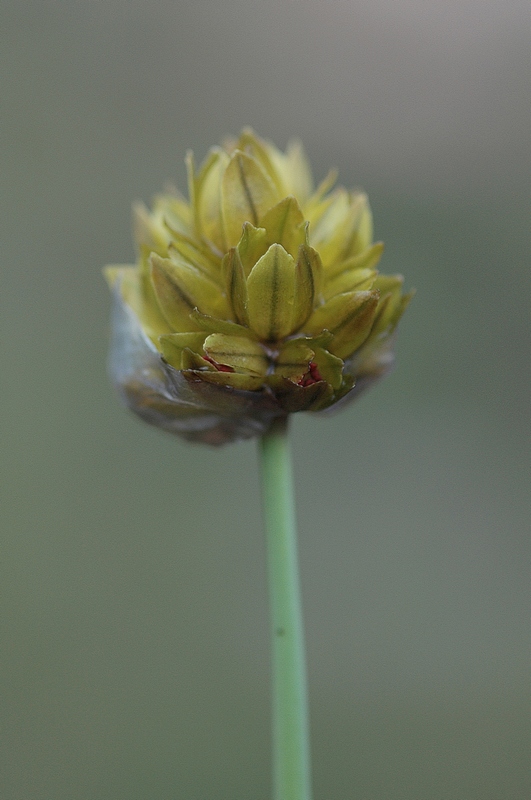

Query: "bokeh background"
<box><xmin>3</xmin><ymin>1</ymin><xmax>530</xmax><ymax>798</ymax></box>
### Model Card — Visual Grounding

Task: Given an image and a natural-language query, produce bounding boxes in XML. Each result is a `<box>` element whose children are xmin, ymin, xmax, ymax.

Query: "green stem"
<box><xmin>259</xmin><ymin>416</ymin><xmax>312</xmax><ymax>800</ymax></box>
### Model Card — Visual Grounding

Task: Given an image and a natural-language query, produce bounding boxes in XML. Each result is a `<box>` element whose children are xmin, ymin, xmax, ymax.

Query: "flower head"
<box><xmin>105</xmin><ymin>129</ymin><xmax>412</xmax><ymax>444</ymax></box>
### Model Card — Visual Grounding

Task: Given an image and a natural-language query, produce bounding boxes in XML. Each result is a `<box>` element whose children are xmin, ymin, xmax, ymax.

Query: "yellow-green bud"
<box><xmin>104</xmin><ymin>129</ymin><xmax>413</xmax><ymax>445</ymax></box>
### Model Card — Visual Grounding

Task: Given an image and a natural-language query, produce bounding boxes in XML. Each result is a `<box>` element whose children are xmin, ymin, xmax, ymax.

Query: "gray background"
<box><xmin>2</xmin><ymin>1</ymin><xmax>530</xmax><ymax>798</ymax></box>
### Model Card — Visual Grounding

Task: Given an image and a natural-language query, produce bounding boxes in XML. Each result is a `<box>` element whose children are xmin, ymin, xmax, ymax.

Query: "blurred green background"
<box><xmin>2</xmin><ymin>1</ymin><xmax>530</xmax><ymax>798</ymax></box>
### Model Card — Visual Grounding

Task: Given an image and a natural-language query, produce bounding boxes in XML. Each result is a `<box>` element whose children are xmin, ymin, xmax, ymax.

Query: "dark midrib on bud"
<box><xmin>329</xmin><ymin>296</ymin><xmax>374</xmax><ymax>336</ymax></box>
<box><xmin>228</xmin><ymin>250</ymin><xmax>248</xmax><ymax>324</ymax></box>
<box><xmin>276</xmin><ymin>200</ymin><xmax>291</xmax><ymax>246</ymax></box>
<box><xmin>268</xmin><ymin>248</ymin><xmax>280</xmax><ymax>341</ymax></box>
<box><xmin>166</xmin><ymin>273</ymin><xmax>195</xmax><ymax>312</ymax></box>
<box><xmin>296</xmin><ymin>248</ymin><xmax>315</xmax><ymax>312</ymax></box>
<box><xmin>237</xmin><ymin>154</ymin><xmax>259</xmax><ymax>226</ymax></box>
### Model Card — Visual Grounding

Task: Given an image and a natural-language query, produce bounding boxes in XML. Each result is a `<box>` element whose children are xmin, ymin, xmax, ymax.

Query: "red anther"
<box><xmin>203</xmin><ymin>355</ymin><xmax>235</xmax><ymax>373</ymax></box>
<box><xmin>298</xmin><ymin>361</ymin><xmax>323</xmax><ymax>387</ymax></box>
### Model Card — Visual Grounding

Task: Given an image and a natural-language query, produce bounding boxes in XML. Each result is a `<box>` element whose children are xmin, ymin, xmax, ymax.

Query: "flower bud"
<box><xmin>105</xmin><ymin>129</ymin><xmax>412</xmax><ymax>445</ymax></box>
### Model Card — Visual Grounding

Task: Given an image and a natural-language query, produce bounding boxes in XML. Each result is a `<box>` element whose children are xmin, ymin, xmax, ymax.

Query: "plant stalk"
<box><xmin>259</xmin><ymin>416</ymin><xmax>312</xmax><ymax>800</ymax></box>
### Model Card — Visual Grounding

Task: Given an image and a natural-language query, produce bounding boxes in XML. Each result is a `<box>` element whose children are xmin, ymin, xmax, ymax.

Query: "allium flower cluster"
<box><xmin>105</xmin><ymin>130</ymin><xmax>412</xmax><ymax>444</ymax></box>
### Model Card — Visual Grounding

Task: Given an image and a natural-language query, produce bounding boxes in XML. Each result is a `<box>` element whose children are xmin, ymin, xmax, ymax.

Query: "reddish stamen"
<box><xmin>203</xmin><ymin>355</ymin><xmax>235</xmax><ymax>373</ymax></box>
<box><xmin>298</xmin><ymin>361</ymin><xmax>324</xmax><ymax>387</ymax></box>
